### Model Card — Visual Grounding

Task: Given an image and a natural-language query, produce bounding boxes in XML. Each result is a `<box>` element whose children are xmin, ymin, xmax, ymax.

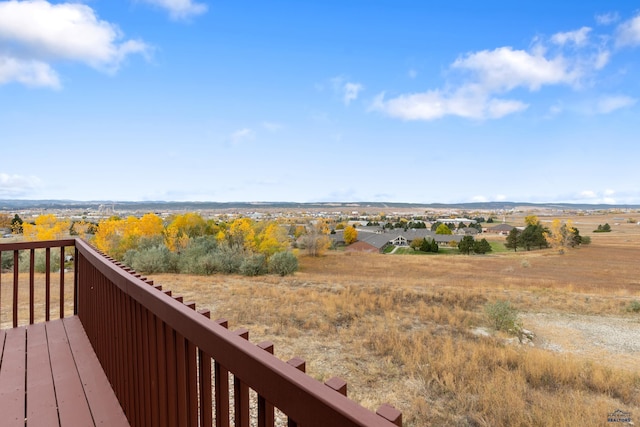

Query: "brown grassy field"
<box><xmin>149</xmin><ymin>215</ymin><xmax>640</xmax><ymax>426</ymax></box>
<box><xmin>2</xmin><ymin>213</ymin><xmax>639</xmax><ymax>426</ymax></box>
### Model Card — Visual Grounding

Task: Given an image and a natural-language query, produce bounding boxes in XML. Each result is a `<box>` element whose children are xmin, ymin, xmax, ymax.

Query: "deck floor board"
<box><xmin>0</xmin><ymin>317</ymin><xmax>130</xmax><ymax>427</ymax></box>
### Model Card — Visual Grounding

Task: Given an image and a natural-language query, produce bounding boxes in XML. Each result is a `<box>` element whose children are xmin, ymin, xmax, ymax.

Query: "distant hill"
<box><xmin>1</xmin><ymin>199</ymin><xmax>639</xmax><ymax>211</ymax></box>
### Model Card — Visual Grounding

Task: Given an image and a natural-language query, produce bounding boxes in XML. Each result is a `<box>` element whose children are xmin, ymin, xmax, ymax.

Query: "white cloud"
<box><xmin>230</xmin><ymin>128</ymin><xmax>255</xmax><ymax>144</ymax></box>
<box><xmin>372</xmin><ymin>26</ymin><xmax>623</xmax><ymax>122</ymax></box>
<box><xmin>137</xmin><ymin>0</ymin><xmax>207</xmax><ymax>20</ymax></box>
<box><xmin>596</xmin><ymin>12</ymin><xmax>619</xmax><ymax>26</ymax></box>
<box><xmin>596</xmin><ymin>95</ymin><xmax>637</xmax><ymax>114</ymax></box>
<box><xmin>452</xmin><ymin>47</ymin><xmax>581</xmax><ymax>91</ymax></box>
<box><xmin>331</xmin><ymin>76</ymin><xmax>364</xmax><ymax>105</ymax></box>
<box><xmin>0</xmin><ymin>0</ymin><xmax>149</xmax><ymax>87</ymax></box>
<box><xmin>472</xmin><ymin>195</ymin><xmax>487</xmax><ymax>202</ymax></box>
<box><xmin>615</xmin><ymin>14</ymin><xmax>640</xmax><ymax>47</ymax></box>
<box><xmin>0</xmin><ymin>56</ymin><xmax>60</xmax><ymax>88</ymax></box>
<box><xmin>576</xmin><ymin>190</ymin><xmax>617</xmax><ymax>204</ymax></box>
<box><xmin>0</xmin><ymin>173</ymin><xmax>41</xmax><ymax>197</ymax></box>
<box><xmin>495</xmin><ymin>194</ymin><xmax>507</xmax><ymax>201</ymax></box>
<box><xmin>371</xmin><ymin>86</ymin><xmax>528</xmax><ymax>121</ymax></box>
<box><xmin>551</xmin><ymin>27</ymin><xmax>592</xmax><ymax>47</ymax></box>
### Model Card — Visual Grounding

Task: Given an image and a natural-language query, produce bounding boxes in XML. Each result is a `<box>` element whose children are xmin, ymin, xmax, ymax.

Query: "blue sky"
<box><xmin>1</xmin><ymin>1</ymin><xmax>639</xmax><ymax>204</ymax></box>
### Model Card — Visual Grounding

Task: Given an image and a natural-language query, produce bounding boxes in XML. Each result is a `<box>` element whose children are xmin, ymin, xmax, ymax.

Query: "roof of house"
<box><xmin>488</xmin><ymin>223</ymin><xmax>515</xmax><ymax>232</ymax></box>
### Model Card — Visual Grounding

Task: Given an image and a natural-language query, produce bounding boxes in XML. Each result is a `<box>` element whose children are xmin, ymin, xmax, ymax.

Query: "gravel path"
<box><xmin>521</xmin><ymin>312</ymin><xmax>640</xmax><ymax>370</ymax></box>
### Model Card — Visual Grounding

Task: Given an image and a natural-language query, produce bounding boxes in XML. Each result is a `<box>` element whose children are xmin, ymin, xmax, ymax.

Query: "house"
<box><xmin>346</xmin><ymin>227</ymin><xmax>464</xmax><ymax>253</ymax></box>
<box><xmin>487</xmin><ymin>223</ymin><xmax>515</xmax><ymax>235</ymax></box>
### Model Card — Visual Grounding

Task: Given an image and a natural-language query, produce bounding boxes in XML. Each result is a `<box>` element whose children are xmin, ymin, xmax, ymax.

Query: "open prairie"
<box><xmin>150</xmin><ymin>214</ymin><xmax>640</xmax><ymax>426</ymax></box>
<box><xmin>1</xmin><ymin>213</ymin><xmax>639</xmax><ymax>426</ymax></box>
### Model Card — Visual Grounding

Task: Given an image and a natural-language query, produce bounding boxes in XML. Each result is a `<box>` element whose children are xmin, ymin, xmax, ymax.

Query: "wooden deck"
<box><xmin>0</xmin><ymin>316</ymin><xmax>130</xmax><ymax>427</ymax></box>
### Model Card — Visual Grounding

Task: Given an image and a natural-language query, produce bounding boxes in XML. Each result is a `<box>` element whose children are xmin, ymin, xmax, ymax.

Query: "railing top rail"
<box><xmin>0</xmin><ymin>239</ymin><xmax>76</xmax><ymax>252</ymax></box>
<box><xmin>73</xmin><ymin>239</ymin><xmax>398</xmax><ymax>427</ymax></box>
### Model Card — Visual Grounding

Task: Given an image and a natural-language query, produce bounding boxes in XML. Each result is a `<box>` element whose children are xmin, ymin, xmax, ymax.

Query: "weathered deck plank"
<box><xmin>27</xmin><ymin>323</ymin><xmax>59</xmax><ymax>426</ymax></box>
<box><xmin>63</xmin><ymin>316</ymin><xmax>130</xmax><ymax>426</ymax></box>
<box><xmin>0</xmin><ymin>327</ymin><xmax>27</xmax><ymax>426</ymax></box>
<box><xmin>47</xmin><ymin>318</ymin><xmax>96</xmax><ymax>426</ymax></box>
<box><xmin>0</xmin><ymin>317</ymin><xmax>130</xmax><ymax>427</ymax></box>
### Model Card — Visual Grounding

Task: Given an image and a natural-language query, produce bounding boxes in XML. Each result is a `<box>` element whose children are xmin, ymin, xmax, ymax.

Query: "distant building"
<box><xmin>487</xmin><ymin>223</ymin><xmax>515</xmax><ymax>235</ymax></box>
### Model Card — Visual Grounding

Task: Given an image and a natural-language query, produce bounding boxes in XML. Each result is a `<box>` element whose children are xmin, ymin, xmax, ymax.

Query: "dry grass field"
<box><xmin>1</xmin><ymin>212</ymin><xmax>639</xmax><ymax>426</ymax></box>
<box><xmin>151</xmin><ymin>214</ymin><xmax>640</xmax><ymax>426</ymax></box>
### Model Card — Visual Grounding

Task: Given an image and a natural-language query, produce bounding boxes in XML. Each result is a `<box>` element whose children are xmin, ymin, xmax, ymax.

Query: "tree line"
<box><xmin>504</xmin><ymin>216</ymin><xmax>589</xmax><ymax>252</ymax></box>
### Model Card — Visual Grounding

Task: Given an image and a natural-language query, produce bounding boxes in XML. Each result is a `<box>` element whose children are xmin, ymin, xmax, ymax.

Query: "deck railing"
<box><xmin>0</xmin><ymin>239</ymin><xmax>402</xmax><ymax>427</ymax></box>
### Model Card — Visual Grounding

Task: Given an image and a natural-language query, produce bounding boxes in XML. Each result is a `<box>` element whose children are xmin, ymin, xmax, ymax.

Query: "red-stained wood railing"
<box><xmin>0</xmin><ymin>240</ymin><xmax>76</xmax><ymax>328</ymax></box>
<box><xmin>1</xmin><ymin>239</ymin><xmax>402</xmax><ymax>427</ymax></box>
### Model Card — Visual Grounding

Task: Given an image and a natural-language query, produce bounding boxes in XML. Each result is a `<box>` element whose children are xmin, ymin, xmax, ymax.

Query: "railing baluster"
<box><xmin>45</xmin><ymin>247</ymin><xmax>51</xmax><ymax>321</ymax></box>
<box><xmin>186</xmin><ymin>302</ymin><xmax>199</xmax><ymax>427</ymax></box>
<box><xmin>257</xmin><ymin>341</ymin><xmax>275</xmax><ymax>427</ymax></box>
<box><xmin>73</xmin><ymin>246</ymin><xmax>78</xmax><ymax>315</ymax></box>
<box><xmin>198</xmin><ymin>309</ymin><xmax>213</xmax><ymax>427</ymax></box>
<box><xmin>29</xmin><ymin>248</ymin><xmax>34</xmax><ymax>324</ymax></box>
<box><xmin>13</xmin><ymin>249</ymin><xmax>18</xmax><ymax>328</ymax></box>
<box><xmin>156</xmin><ymin>315</ymin><xmax>169</xmax><ymax>427</ymax></box>
<box><xmin>214</xmin><ymin>319</ymin><xmax>230</xmax><ymax>427</ymax></box>
<box><xmin>233</xmin><ymin>328</ymin><xmax>250</xmax><ymax>427</ymax></box>
<box><xmin>147</xmin><ymin>309</ymin><xmax>160</xmax><ymax>427</ymax></box>
<box><xmin>59</xmin><ymin>246</ymin><xmax>65</xmax><ymax>318</ymax></box>
<box><xmin>376</xmin><ymin>403</ymin><xmax>402</xmax><ymax>426</ymax></box>
<box><xmin>140</xmin><ymin>303</ymin><xmax>153</xmax><ymax>427</ymax></box>
<box><xmin>165</xmin><ymin>316</ymin><xmax>179</xmax><ymax>426</ymax></box>
<box><xmin>0</xmin><ymin>250</ymin><xmax>2</xmax><ymax>325</ymax></box>
<box><xmin>286</xmin><ymin>358</ymin><xmax>306</xmax><ymax>427</ymax></box>
<box><xmin>325</xmin><ymin>377</ymin><xmax>347</xmax><ymax>396</ymax></box>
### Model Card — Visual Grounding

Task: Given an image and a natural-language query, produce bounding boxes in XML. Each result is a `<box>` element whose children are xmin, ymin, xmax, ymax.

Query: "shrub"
<box><xmin>239</xmin><ymin>253</ymin><xmax>267</xmax><ymax>276</ymax></box>
<box><xmin>627</xmin><ymin>300</ymin><xmax>640</xmax><ymax>313</ymax></box>
<box><xmin>18</xmin><ymin>249</ymin><xmax>62</xmax><ymax>273</ymax></box>
<box><xmin>485</xmin><ymin>300</ymin><xmax>522</xmax><ymax>335</ymax></box>
<box><xmin>211</xmin><ymin>244</ymin><xmax>244</xmax><ymax>274</ymax></box>
<box><xmin>124</xmin><ymin>246</ymin><xmax>176</xmax><ymax>274</ymax></box>
<box><xmin>268</xmin><ymin>251</ymin><xmax>298</xmax><ymax>276</ymax></box>
<box><xmin>473</xmin><ymin>238</ymin><xmax>492</xmax><ymax>254</ymax></box>
<box><xmin>177</xmin><ymin>236</ymin><xmax>220</xmax><ymax>274</ymax></box>
<box><xmin>1</xmin><ymin>251</ymin><xmax>14</xmax><ymax>270</ymax></box>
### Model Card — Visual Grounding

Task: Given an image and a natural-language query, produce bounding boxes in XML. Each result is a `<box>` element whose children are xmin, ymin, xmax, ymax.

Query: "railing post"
<box><xmin>74</xmin><ymin>244</ymin><xmax>79</xmax><ymax>315</ymax></box>
<box><xmin>13</xmin><ymin>249</ymin><xmax>18</xmax><ymax>328</ymax></box>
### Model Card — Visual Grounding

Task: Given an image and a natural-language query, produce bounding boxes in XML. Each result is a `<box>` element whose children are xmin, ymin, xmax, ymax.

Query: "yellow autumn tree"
<box><xmin>93</xmin><ymin>213</ymin><xmax>164</xmax><ymax>259</ymax></box>
<box><xmin>545</xmin><ymin>219</ymin><xmax>579</xmax><ymax>252</ymax></box>
<box><xmin>22</xmin><ymin>214</ymin><xmax>70</xmax><ymax>241</ymax></box>
<box><xmin>0</xmin><ymin>213</ymin><xmax>11</xmax><ymax>229</ymax></box>
<box><xmin>344</xmin><ymin>225</ymin><xmax>358</xmax><ymax>245</ymax></box>
<box><xmin>70</xmin><ymin>220</ymin><xmax>93</xmax><ymax>240</ymax></box>
<box><xmin>524</xmin><ymin>215</ymin><xmax>540</xmax><ymax>226</ymax></box>
<box><xmin>165</xmin><ymin>213</ymin><xmax>208</xmax><ymax>252</ymax></box>
<box><xmin>257</xmin><ymin>222</ymin><xmax>288</xmax><ymax>256</ymax></box>
<box><xmin>227</xmin><ymin>218</ymin><xmax>256</xmax><ymax>251</ymax></box>
<box><xmin>93</xmin><ymin>217</ymin><xmax>124</xmax><ymax>256</ymax></box>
